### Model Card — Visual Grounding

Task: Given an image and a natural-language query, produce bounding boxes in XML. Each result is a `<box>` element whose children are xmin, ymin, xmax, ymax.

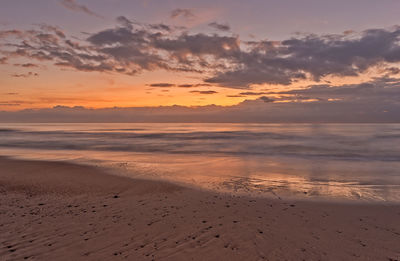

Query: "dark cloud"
<box><xmin>60</xmin><ymin>0</ymin><xmax>103</xmax><ymax>18</ymax></box>
<box><xmin>11</xmin><ymin>72</ymin><xmax>38</xmax><ymax>78</ymax></box>
<box><xmin>272</xmin><ymin>77</ymin><xmax>400</xmax><ymax>103</ymax></box>
<box><xmin>206</xmin><ymin>27</ymin><xmax>400</xmax><ymax>87</ymax></box>
<box><xmin>170</xmin><ymin>9</ymin><xmax>195</xmax><ymax>19</ymax></box>
<box><xmin>0</xmin><ymin>56</ymin><xmax>7</xmax><ymax>64</ymax></box>
<box><xmin>239</xmin><ymin>91</ymin><xmax>268</xmax><ymax>96</ymax></box>
<box><xmin>386</xmin><ymin>67</ymin><xmax>400</xmax><ymax>75</ymax></box>
<box><xmin>14</xmin><ymin>63</ymin><xmax>38</xmax><ymax>68</ymax></box>
<box><xmin>148</xmin><ymin>83</ymin><xmax>176</xmax><ymax>87</ymax></box>
<box><xmin>85</xmin><ymin>22</ymin><xmax>240</xmax><ymax>74</ymax></box>
<box><xmin>178</xmin><ymin>84</ymin><xmax>195</xmax><ymax>88</ymax></box>
<box><xmin>190</xmin><ymin>90</ymin><xmax>218</xmax><ymax>94</ymax></box>
<box><xmin>0</xmin><ymin>25</ymin><xmax>134</xmax><ymax>74</ymax></box>
<box><xmin>259</xmin><ymin>96</ymin><xmax>275</xmax><ymax>103</ymax></box>
<box><xmin>116</xmin><ymin>16</ymin><xmax>177</xmax><ymax>33</ymax></box>
<box><xmin>178</xmin><ymin>83</ymin><xmax>212</xmax><ymax>88</ymax></box>
<box><xmin>208</xmin><ymin>22</ymin><xmax>230</xmax><ymax>32</ymax></box>
<box><xmin>87</xmin><ymin>27</ymin><xmax>146</xmax><ymax>46</ymax></box>
<box><xmin>152</xmin><ymin>33</ymin><xmax>240</xmax><ymax>65</ymax></box>
<box><xmin>38</xmin><ymin>24</ymin><xmax>66</xmax><ymax>38</ymax></box>
<box><xmin>116</xmin><ymin>16</ymin><xmax>134</xmax><ymax>30</ymax></box>
<box><xmin>146</xmin><ymin>83</ymin><xmax>213</xmax><ymax>88</ymax></box>
<box><xmin>149</xmin><ymin>23</ymin><xmax>174</xmax><ymax>32</ymax></box>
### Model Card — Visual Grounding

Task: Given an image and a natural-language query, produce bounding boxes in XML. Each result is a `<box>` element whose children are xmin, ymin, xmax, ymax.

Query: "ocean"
<box><xmin>1</xmin><ymin>123</ymin><xmax>400</xmax><ymax>203</ymax></box>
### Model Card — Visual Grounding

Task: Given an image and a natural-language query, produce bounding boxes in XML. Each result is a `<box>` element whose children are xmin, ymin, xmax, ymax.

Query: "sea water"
<box><xmin>1</xmin><ymin>123</ymin><xmax>399</xmax><ymax>202</ymax></box>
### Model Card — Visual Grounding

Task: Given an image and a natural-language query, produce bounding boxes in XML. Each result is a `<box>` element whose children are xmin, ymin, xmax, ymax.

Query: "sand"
<box><xmin>0</xmin><ymin>157</ymin><xmax>399</xmax><ymax>261</ymax></box>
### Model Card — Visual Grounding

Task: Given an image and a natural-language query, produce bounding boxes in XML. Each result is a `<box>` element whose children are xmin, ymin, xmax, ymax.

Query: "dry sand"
<box><xmin>0</xmin><ymin>156</ymin><xmax>399</xmax><ymax>261</ymax></box>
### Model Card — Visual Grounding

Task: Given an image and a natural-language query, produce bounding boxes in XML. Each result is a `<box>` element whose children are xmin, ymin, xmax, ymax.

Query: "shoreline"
<box><xmin>1</xmin><ymin>157</ymin><xmax>399</xmax><ymax>260</ymax></box>
<box><xmin>4</xmin><ymin>153</ymin><xmax>400</xmax><ymax>205</ymax></box>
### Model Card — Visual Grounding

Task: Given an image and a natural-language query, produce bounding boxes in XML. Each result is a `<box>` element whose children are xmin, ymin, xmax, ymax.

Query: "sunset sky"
<box><xmin>1</xmin><ymin>0</ymin><xmax>400</xmax><ymax>121</ymax></box>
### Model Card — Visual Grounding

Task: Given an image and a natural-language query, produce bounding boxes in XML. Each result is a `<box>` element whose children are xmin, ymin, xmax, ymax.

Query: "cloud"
<box><xmin>38</xmin><ymin>24</ymin><xmax>66</xmax><ymax>38</ymax></box>
<box><xmin>178</xmin><ymin>84</ymin><xmax>195</xmax><ymax>88</ymax></box>
<box><xmin>386</xmin><ymin>67</ymin><xmax>400</xmax><ymax>75</ymax></box>
<box><xmin>170</xmin><ymin>9</ymin><xmax>195</xmax><ymax>19</ymax></box>
<box><xmin>0</xmin><ymin>29</ymin><xmax>26</xmax><ymax>39</ymax></box>
<box><xmin>178</xmin><ymin>83</ymin><xmax>212</xmax><ymax>88</ymax></box>
<box><xmin>116</xmin><ymin>16</ymin><xmax>134</xmax><ymax>30</ymax></box>
<box><xmin>11</xmin><ymin>72</ymin><xmax>39</xmax><ymax>78</ymax></box>
<box><xmin>0</xmin><ymin>103</ymin><xmax>20</xmax><ymax>106</ymax></box>
<box><xmin>190</xmin><ymin>90</ymin><xmax>218</xmax><ymax>94</ymax></box>
<box><xmin>271</xmin><ymin>77</ymin><xmax>400</xmax><ymax>103</ymax></box>
<box><xmin>152</xmin><ymin>33</ymin><xmax>240</xmax><ymax>63</ymax></box>
<box><xmin>208</xmin><ymin>22</ymin><xmax>230</xmax><ymax>32</ymax></box>
<box><xmin>0</xmin><ymin>57</ymin><xmax>7</xmax><ymax>64</ymax></box>
<box><xmin>206</xmin><ymin>27</ymin><xmax>400</xmax><ymax>88</ymax></box>
<box><xmin>14</xmin><ymin>63</ymin><xmax>38</xmax><ymax>68</ymax></box>
<box><xmin>259</xmin><ymin>96</ymin><xmax>275</xmax><ymax>103</ymax></box>
<box><xmin>1</xmin><ymin>19</ymin><xmax>400</xmax><ymax>90</ymax></box>
<box><xmin>239</xmin><ymin>91</ymin><xmax>268</xmax><ymax>96</ymax></box>
<box><xmin>226</xmin><ymin>95</ymin><xmax>245</xmax><ymax>98</ymax></box>
<box><xmin>60</xmin><ymin>0</ymin><xmax>103</xmax><ymax>18</ymax></box>
<box><xmin>146</xmin><ymin>83</ymin><xmax>212</xmax><ymax>88</ymax></box>
<box><xmin>148</xmin><ymin>83</ymin><xmax>176</xmax><ymax>87</ymax></box>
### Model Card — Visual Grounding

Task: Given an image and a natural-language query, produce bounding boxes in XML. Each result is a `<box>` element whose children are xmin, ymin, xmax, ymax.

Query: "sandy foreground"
<box><xmin>0</xmin><ymin>157</ymin><xmax>399</xmax><ymax>261</ymax></box>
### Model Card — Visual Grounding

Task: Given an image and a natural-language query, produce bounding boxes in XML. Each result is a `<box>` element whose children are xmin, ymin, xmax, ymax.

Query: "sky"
<box><xmin>1</xmin><ymin>0</ymin><xmax>400</xmax><ymax>122</ymax></box>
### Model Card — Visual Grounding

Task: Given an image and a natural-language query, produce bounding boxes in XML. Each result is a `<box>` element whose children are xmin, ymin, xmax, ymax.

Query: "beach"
<box><xmin>2</xmin><ymin>0</ymin><xmax>400</xmax><ymax>259</ymax></box>
<box><xmin>1</xmin><ymin>156</ymin><xmax>399</xmax><ymax>261</ymax></box>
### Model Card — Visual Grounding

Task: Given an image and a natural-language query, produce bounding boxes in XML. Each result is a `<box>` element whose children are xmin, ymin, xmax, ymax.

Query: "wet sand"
<box><xmin>0</xmin><ymin>157</ymin><xmax>399</xmax><ymax>261</ymax></box>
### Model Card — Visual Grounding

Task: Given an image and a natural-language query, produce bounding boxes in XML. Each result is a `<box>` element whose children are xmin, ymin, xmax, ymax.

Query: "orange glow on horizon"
<box><xmin>0</xmin><ymin>60</ymin><xmax>391</xmax><ymax>111</ymax></box>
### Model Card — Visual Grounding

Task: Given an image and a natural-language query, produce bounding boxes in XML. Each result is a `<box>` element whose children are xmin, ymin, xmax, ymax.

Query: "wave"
<box><xmin>0</xmin><ymin>128</ymin><xmax>18</xmax><ymax>132</ymax></box>
<box><xmin>1</xmin><ymin>124</ymin><xmax>400</xmax><ymax>162</ymax></box>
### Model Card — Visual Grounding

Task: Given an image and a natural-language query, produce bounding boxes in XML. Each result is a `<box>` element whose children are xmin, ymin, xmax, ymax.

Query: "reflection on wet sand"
<box><xmin>219</xmin><ymin>175</ymin><xmax>400</xmax><ymax>202</ymax></box>
<box><xmin>98</xmin><ymin>154</ymin><xmax>400</xmax><ymax>203</ymax></box>
<box><xmin>2</xmin><ymin>148</ymin><xmax>400</xmax><ymax>203</ymax></box>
